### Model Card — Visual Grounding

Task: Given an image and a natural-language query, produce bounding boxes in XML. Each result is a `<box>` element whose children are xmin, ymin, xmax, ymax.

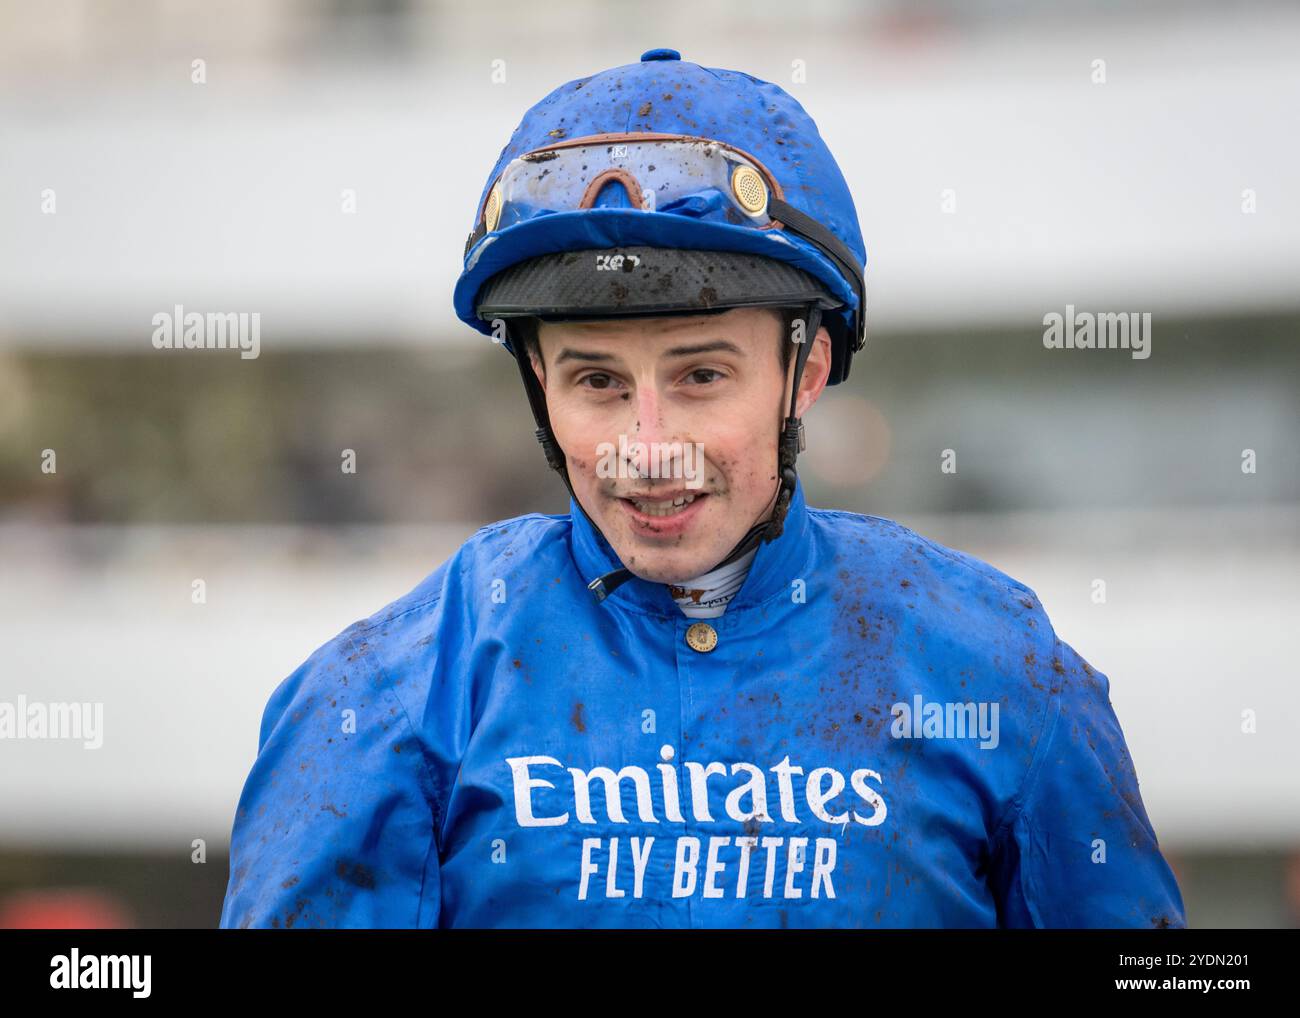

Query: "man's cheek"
<box><xmin>552</xmin><ymin>424</ymin><xmax>600</xmax><ymax>472</ymax></box>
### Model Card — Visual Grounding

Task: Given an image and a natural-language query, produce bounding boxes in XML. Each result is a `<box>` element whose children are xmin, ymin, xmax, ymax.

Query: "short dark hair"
<box><xmin>515</xmin><ymin>307</ymin><xmax>802</xmax><ymax>374</ymax></box>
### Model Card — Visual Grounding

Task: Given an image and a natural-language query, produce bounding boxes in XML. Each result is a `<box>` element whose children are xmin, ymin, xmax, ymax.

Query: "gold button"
<box><xmin>483</xmin><ymin>182</ymin><xmax>503</xmax><ymax>233</ymax></box>
<box><xmin>730</xmin><ymin>164</ymin><xmax>768</xmax><ymax>217</ymax></box>
<box><xmin>685</xmin><ymin>622</ymin><xmax>718</xmax><ymax>653</ymax></box>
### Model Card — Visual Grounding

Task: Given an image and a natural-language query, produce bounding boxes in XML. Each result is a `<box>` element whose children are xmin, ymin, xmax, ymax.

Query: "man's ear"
<box><xmin>792</xmin><ymin>325</ymin><xmax>833</xmax><ymax>418</ymax></box>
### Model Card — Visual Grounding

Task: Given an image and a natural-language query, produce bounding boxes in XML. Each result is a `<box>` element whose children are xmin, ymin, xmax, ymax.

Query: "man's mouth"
<box><xmin>618</xmin><ymin>491</ymin><xmax>707</xmax><ymax>519</ymax></box>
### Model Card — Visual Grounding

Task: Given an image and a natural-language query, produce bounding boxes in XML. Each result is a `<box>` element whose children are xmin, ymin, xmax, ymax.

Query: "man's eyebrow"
<box><xmin>551</xmin><ymin>338</ymin><xmax>744</xmax><ymax>365</ymax></box>
<box><xmin>553</xmin><ymin>348</ymin><xmax>617</xmax><ymax>365</ymax></box>
<box><xmin>663</xmin><ymin>339</ymin><xmax>744</xmax><ymax>358</ymax></box>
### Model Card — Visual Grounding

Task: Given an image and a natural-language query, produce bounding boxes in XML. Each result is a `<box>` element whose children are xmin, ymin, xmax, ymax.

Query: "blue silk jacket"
<box><xmin>219</xmin><ymin>479</ymin><xmax>1187</xmax><ymax>929</ymax></box>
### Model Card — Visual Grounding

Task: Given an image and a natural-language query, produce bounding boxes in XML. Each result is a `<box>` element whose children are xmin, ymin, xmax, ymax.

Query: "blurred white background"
<box><xmin>0</xmin><ymin>0</ymin><xmax>1296</xmax><ymax>927</ymax></box>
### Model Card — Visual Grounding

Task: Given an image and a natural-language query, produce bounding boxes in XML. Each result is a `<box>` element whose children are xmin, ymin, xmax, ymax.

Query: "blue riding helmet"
<box><xmin>453</xmin><ymin>47</ymin><xmax>868</xmax><ymax>385</ymax></box>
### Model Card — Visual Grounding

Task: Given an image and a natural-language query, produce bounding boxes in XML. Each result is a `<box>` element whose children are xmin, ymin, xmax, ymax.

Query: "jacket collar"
<box><xmin>567</xmin><ymin>476</ymin><xmax>812</xmax><ymax>617</ymax></box>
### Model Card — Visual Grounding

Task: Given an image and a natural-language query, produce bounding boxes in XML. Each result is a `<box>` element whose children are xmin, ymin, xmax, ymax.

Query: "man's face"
<box><xmin>531</xmin><ymin>306</ymin><xmax>832</xmax><ymax>584</ymax></box>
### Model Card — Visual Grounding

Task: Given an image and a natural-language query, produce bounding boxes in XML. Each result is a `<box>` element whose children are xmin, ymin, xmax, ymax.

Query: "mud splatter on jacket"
<box><xmin>219</xmin><ymin>479</ymin><xmax>1186</xmax><ymax>928</ymax></box>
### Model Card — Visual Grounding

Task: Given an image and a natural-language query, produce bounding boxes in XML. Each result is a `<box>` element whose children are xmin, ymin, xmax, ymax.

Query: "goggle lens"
<box><xmin>480</xmin><ymin>136</ymin><xmax>781</xmax><ymax>234</ymax></box>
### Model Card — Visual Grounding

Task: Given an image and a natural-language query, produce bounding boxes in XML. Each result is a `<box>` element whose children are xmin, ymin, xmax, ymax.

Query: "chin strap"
<box><xmin>507</xmin><ymin>304</ymin><xmax>822</xmax><ymax>605</ymax></box>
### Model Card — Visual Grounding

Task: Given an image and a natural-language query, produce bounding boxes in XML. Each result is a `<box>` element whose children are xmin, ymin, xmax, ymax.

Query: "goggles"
<box><xmin>472</xmin><ymin>133</ymin><xmax>784</xmax><ymax>238</ymax></box>
<box><xmin>463</xmin><ymin>132</ymin><xmax>866</xmax><ymax>361</ymax></box>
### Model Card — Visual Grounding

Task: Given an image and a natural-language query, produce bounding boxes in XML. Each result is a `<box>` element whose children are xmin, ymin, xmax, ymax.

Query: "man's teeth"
<box><xmin>630</xmin><ymin>494</ymin><xmax>697</xmax><ymax>517</ymax></box>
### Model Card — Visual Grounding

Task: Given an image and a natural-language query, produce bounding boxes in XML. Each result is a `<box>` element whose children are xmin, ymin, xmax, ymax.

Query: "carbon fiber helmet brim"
<box><xmin>475</xmin><ymin>246</ymin><xmax>841</xmax><ymax>321</ymax></box>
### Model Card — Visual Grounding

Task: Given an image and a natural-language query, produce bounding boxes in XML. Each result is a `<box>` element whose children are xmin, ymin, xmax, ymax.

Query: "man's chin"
<box><xmin>585</xmin><ymin>492</ymin><xmax>749</xmax><ymax>583</ymax></box>
<box><xmin>608</xmin><ymin>540</ymin><xmax>726</xmax><ymax>585</ymax></box>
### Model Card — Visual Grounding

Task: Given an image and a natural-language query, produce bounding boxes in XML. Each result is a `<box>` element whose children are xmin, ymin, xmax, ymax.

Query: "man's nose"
<box><xmin>625</xmin><ymin>384</ymin><xmax>679</xmax><ymax>480</ymax></box>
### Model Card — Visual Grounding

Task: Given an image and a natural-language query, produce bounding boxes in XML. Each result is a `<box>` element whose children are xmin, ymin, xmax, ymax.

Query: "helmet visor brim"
<box><xmin>475</xmin><ymin>246</ymin><xmax>841</xmax><ymax>321</ymax></box>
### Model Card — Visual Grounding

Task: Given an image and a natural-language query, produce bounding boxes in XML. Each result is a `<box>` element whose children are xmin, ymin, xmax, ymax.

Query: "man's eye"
<box><xmin>579</xmin><ymin>373</ymin><xmax>617</xmax><ymax>390</ymax></box>
<box><xmin>687</xmin><ymin>368</ymin><xmax>723</xmax><ymax>384</ymax></box>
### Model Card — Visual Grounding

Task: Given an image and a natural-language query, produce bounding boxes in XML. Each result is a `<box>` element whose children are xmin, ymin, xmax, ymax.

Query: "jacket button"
<box><xmin>685</xmin><ymin>622</ymin><xmax>718</xmax><ymax>653</ymax></box>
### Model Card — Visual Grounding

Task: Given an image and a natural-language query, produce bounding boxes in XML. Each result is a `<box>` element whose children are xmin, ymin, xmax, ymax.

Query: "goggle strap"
<box><xmin>768</xmin><ymin>197</ymin><xmax>866</xmax><ymax>353</ymax></box>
